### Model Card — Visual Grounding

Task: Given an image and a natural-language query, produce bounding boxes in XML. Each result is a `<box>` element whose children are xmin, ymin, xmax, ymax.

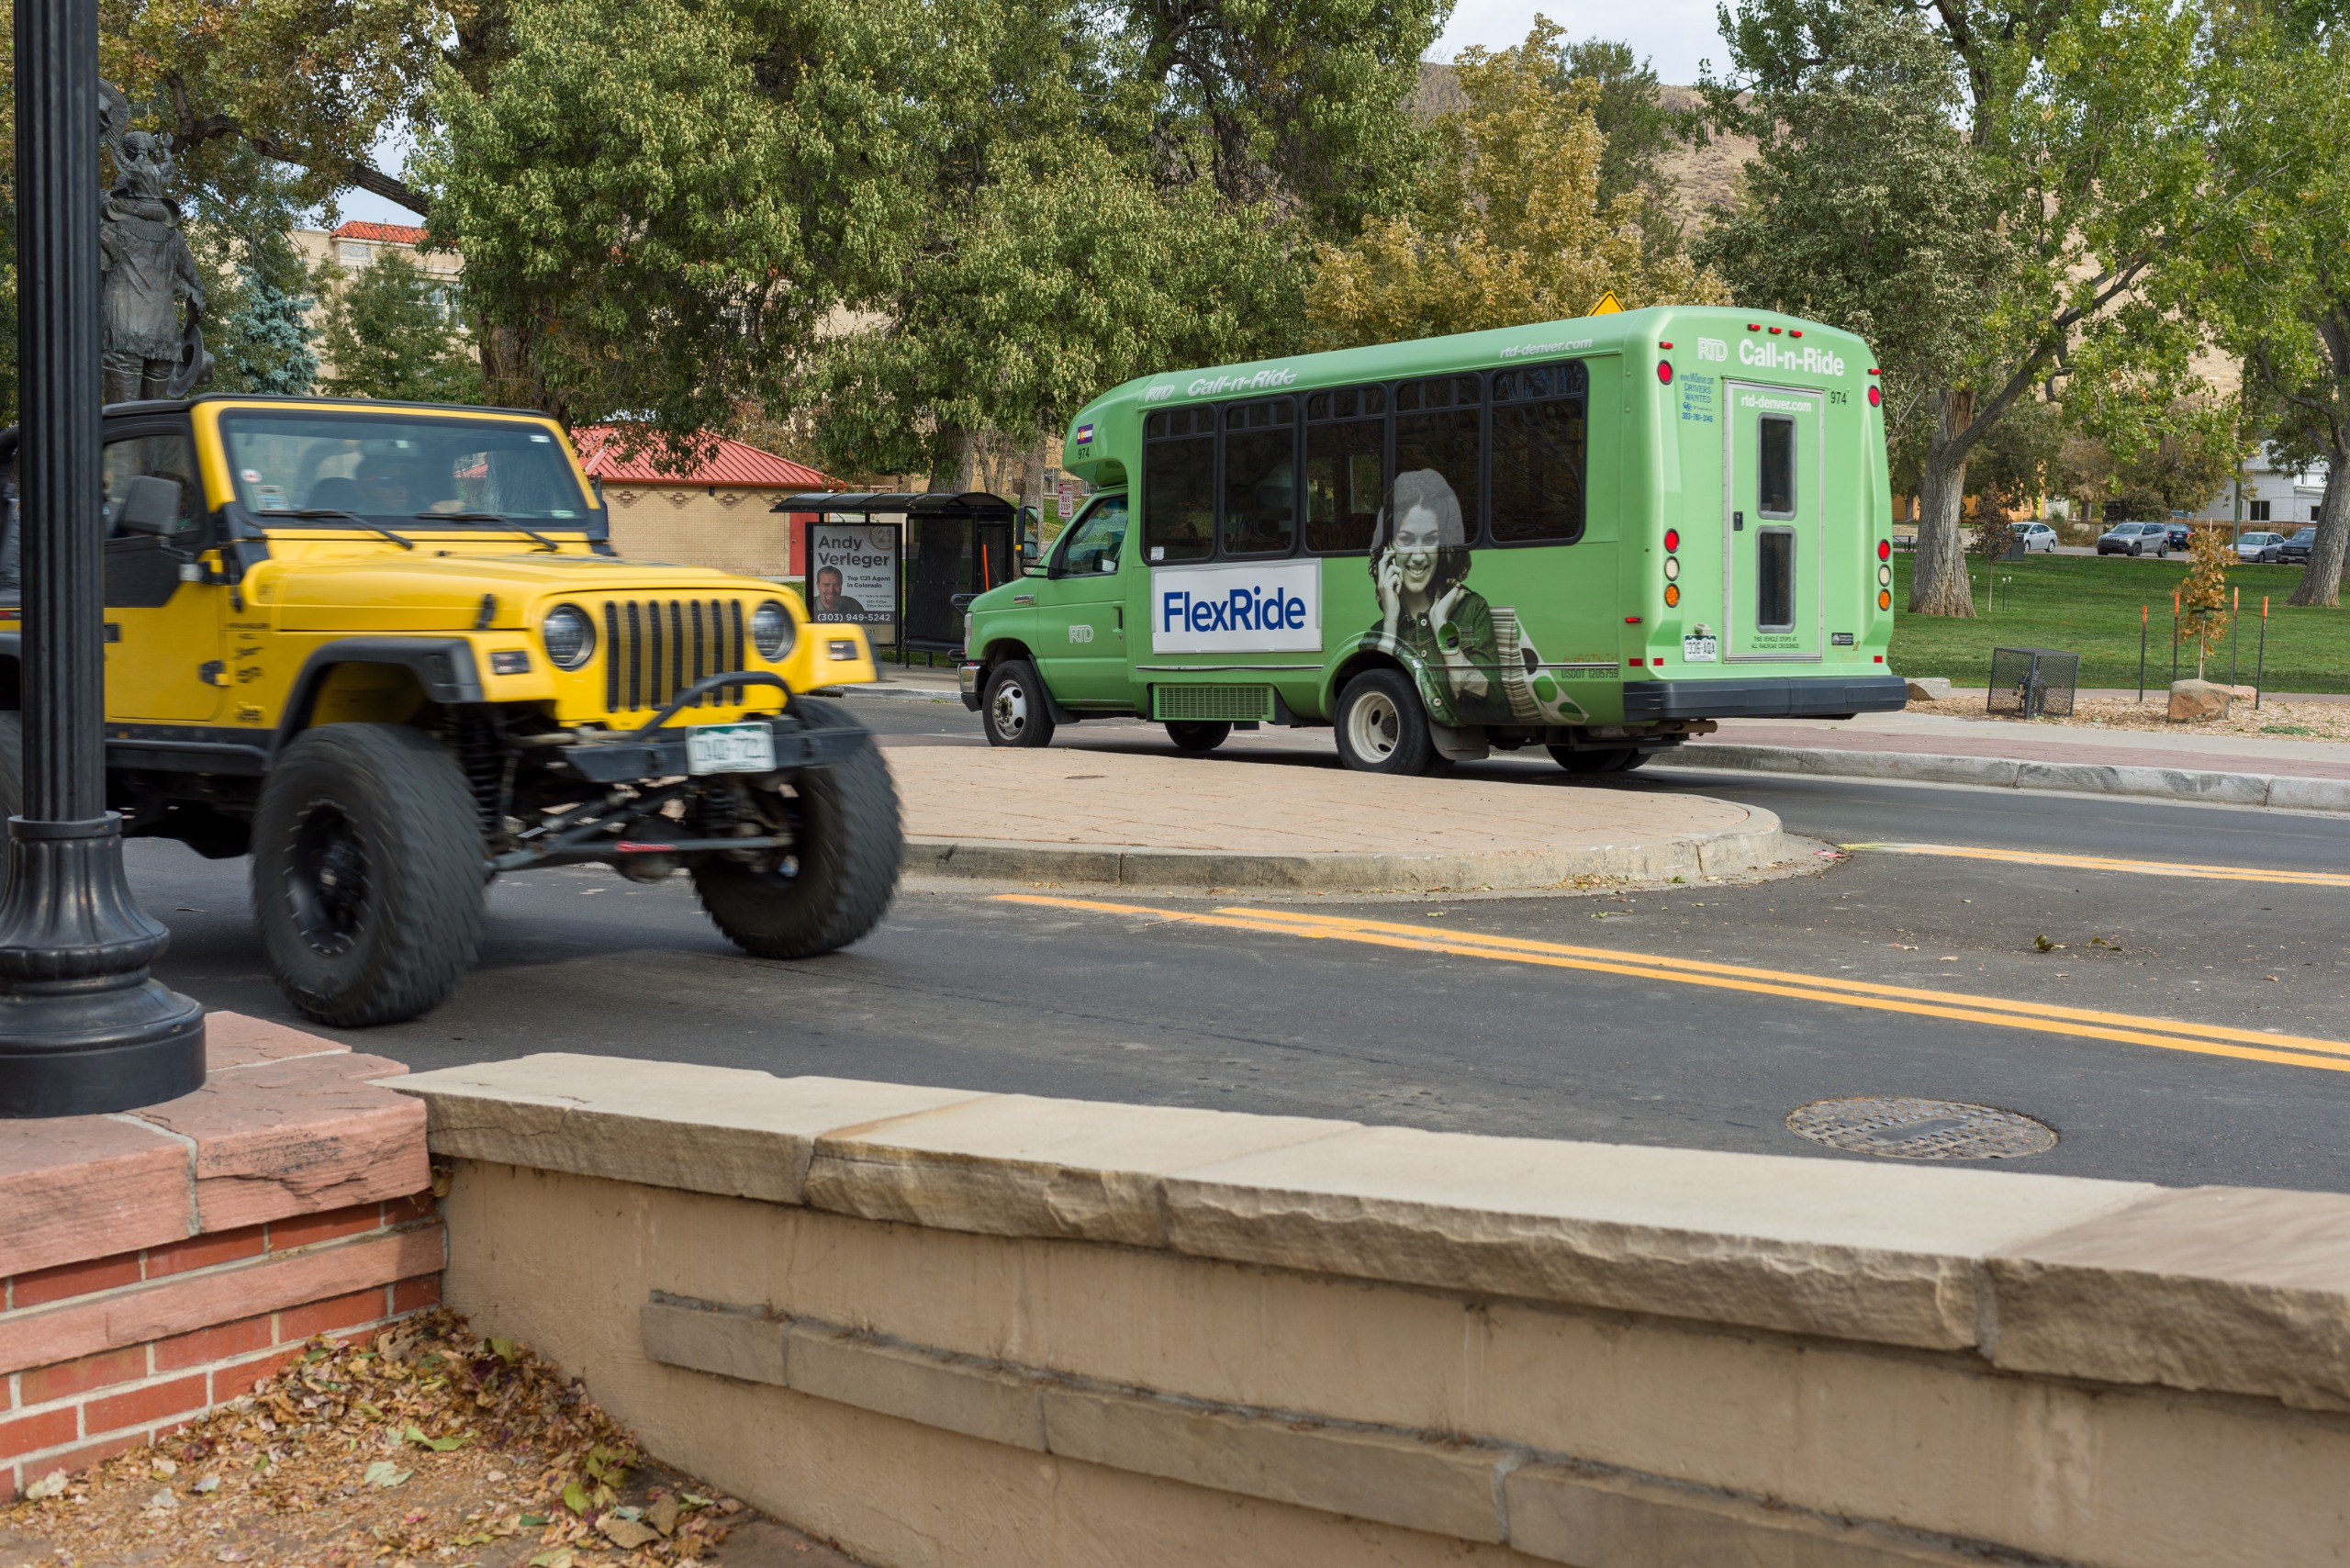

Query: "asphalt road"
<box><xmin>136</xmin><ymin>695</ymin><xmax>2350</xmax><ymax>1193</ymax></box>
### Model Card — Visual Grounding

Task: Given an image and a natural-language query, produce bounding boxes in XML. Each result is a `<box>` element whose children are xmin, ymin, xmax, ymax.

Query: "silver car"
<box><xmin>2097</xmin><ymin>521</ymin><xmax>2166</xmax><ymax>557</ymax></box>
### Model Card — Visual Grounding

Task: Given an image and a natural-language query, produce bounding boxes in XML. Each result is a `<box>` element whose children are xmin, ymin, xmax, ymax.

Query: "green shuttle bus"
<box><xmin>957</xmin><ymin>305</ymin><xmax>1907</xmax><ymax>776</ymax></box>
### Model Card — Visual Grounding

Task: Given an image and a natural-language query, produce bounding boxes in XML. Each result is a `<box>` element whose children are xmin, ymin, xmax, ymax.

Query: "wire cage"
<box><xmin>1986</xmin><ymin>646</ymin><xmax>2080</xmax><ymax>719</ymax></box>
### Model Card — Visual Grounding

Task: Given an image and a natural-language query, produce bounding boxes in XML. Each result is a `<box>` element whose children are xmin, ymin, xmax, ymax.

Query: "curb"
<box><xmin>820</xmin><ymin>684</ymin><xmax>959</xmax><ymax>701</ymax></box>
<box><xmin>902</xmin><ymin>812</ymin><xmax>1791</xmax><ymax>891</ymax></box>
<box><xmin>1652</xmin><ymin>744</ymin><xmax>2350</xmax><ymax>813</ymax></box>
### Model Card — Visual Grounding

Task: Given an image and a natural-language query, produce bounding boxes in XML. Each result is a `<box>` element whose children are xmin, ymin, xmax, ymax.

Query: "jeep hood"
<box><xmin>261</xmin><ymin>552</ymin><xmax>784</xmax><ymax>633</ymax></box>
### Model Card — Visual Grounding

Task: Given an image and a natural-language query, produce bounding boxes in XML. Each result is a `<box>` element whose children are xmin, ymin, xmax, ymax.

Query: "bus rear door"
<box><xmin>1723</xmin><ymin>384</ymin><xmax>1823</xmax><ymax>662</ymax></box>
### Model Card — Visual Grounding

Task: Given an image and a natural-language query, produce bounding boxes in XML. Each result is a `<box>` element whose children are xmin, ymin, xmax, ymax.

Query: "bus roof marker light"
<box><xmin>1659</xmin><ymin>342</ymin><xmax>1673</xmax><ymax>350</ymax></box>
<box><xmin>1656</xmin><ymin>361</ymin><xmax>1673</xmax><ymax>385</ymax></box>
<box><xmin>1747</xmin><ymin>323</ymin><xmax>1761</xmax><ymax>331</ymax></box>
<box><xmin>1625</xmin><ymin>616</ymin><xmax>1643</xmax><ymax>624</ymax></box>
<box><xmin>1788</xmin><ymin>330</ymin><xmax>1802</xmax><ymax>338</ymax></box>
<box><xmin>1768</xmin><ymin>326</ymin><xmax>1783</xmax><ymax>335</ymax></box>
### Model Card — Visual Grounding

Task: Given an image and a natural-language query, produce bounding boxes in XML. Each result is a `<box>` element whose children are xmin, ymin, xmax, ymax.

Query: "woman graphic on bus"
<box><xmin>1369</xmin><ymin>470</ymin><xmax>1500</xmax><ymax>724</ymax></box>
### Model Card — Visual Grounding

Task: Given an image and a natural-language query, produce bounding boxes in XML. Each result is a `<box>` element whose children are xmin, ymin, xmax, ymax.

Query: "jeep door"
<box><xmin>1722</xmin><ymin>384</ymin><xmax>1823</xmax><ymax>663</ymax></box>
<box><xmin>1031</xmin><ymin>495</ymin><xmax>1132</xmax><ymax>706</ymax></box>
<box><xmin>101</xmin><ymin>420</ymin><xmax>227</xmax><ymax>722</ymax></box>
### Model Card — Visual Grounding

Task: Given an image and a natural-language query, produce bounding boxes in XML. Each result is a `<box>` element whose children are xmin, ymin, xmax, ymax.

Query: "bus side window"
<box><xmin>1222</xmin><ymin>398</ymin><xmax>1296</xmax><ymax>556</ymax></box>
<box><xmin>1489</xmin><ymin>360</ymin><xmax>1587</xmax><ymax>543</ymax></box>
<box><xmin>1394</xmin><ymin>375</ymin><xmax>1483</xmax><ymax>542</ymax></box>
<box><xmin>1059</xmin><ymin>496</ymin><xmax>1129</xmax><ymax>575</ymax></box>
<box><xmin>1759</xmin><ymin>415</ymin><xmax>1796</xmax><ymax>518</ymax></box>
<box><xmin>1143</xmin><ymin>407</ymin><xmax>1214</xmax><ymax>564</ymax></box>
<box><xmin>1304</xmin><ymin>385</ymin><xmax>1385</xmax><ymax>553</ymax></box>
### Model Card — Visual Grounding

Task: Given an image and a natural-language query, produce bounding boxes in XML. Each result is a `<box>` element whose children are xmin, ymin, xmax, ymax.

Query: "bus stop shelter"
<box><xmin>773</xmin><ymin>490</ymin><xmax>1019</xmax><ymax>657</ymax></box>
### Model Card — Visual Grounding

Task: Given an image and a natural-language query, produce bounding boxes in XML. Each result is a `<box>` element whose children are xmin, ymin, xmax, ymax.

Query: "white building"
<box><xmin>2186</xmin><ymin>450</ymin><xmax>2328</xmax><ymax>530</ymax></box>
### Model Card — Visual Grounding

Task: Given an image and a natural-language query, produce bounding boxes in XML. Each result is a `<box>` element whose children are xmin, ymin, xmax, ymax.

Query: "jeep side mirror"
<box><xmin>116</xmin><ymin>476</ymin><xmax>184</xmax><ymax>536</ymax></box>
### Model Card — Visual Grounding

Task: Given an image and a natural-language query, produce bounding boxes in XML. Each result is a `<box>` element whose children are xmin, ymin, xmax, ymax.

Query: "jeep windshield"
<box><xmin>219</xmin><ymin>410</ymin><xmax>594</xmax><ymax>527</ymax></box>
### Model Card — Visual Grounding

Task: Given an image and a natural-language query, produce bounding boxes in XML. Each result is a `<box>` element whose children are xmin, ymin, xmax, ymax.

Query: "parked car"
<box><xmin>2279</xmin><ymin>526</ymin><xmax>2319</xmax><ymax>565</ymax></box>
<box><xmin>2097</xmin><ymin>521</ymin><xmax>2167</xmax><ymax>556</ymax></box>
<box><xmin>2160</xmin><ymin>522</ymin><xmax>2192</xmax><ymax>551</ymax></box>
<box><xmin>2014</xmin><ymin>521</ymin><xmax>2059</xmax><ymax>553</ymax></box>
<box><xmin>2234</xmin><ymin>531</ymin><xmax>2285</xmax><ymax>563</ymax></box>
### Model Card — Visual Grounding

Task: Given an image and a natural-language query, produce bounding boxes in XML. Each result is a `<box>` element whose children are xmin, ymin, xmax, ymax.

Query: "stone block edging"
<box><xmin>1654</xmin><ymin>742</ymin><xmax>2350</xmax><ymax>812</ymax></box>
<box><xmin>386</xmin><ymin>1055</ymin><xmax>2350</xmax><ymax>1414</ymax></box>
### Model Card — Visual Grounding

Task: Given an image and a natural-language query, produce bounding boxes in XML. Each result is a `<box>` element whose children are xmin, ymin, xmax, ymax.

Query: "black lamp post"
<box><xmin>0</xmin><ymin>0</ymin><xmax>204</xmax><ymax>1115</ymax></box>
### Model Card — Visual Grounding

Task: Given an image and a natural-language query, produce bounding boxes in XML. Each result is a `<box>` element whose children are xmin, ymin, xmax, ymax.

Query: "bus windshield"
<box><xmin>220</xmin><ymin>411</ymin><xmax>593</xmax><ymax>525</ymax></box>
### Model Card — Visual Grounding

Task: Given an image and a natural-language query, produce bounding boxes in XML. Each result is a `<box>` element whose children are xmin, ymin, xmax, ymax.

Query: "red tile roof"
<box><xmin>571</xmin><ymin>427</ymin><xmax>833</xmax><ymax>489</ymax></box>
<box><xmin>331</xmin><ymin>221</ymin><xmax>431</xmax><ymax>246</ymax></box>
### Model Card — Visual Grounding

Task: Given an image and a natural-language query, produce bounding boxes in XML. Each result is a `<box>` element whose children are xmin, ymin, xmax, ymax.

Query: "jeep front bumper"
<box><xmin>562</xmin><ymin>713</ymin><xmax>870</xmax><ymax>783</ymax></box>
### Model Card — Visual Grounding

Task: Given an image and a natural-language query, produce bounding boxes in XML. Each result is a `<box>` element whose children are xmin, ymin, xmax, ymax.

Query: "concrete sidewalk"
<box><xmin>887</xmin><ymin>746</ymin><xmax>1794</xmax><ymax>891</ymax></box>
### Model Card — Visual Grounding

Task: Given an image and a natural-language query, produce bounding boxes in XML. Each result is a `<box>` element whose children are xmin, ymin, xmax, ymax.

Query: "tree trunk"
<box><xmin>2288</xmin><ymin>445</ymin><xmax>2349</xmax><ymax>609</ymax></box>
<box><xmin>1910</xmin><ymin>389</ymin><xmax>1978</xmax><ymax>617</ymax></box>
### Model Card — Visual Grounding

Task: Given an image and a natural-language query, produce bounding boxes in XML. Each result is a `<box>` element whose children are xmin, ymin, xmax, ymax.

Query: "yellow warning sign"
<box><xmin>1587</xmin><ymin>290</ymin><xmax>1625</xmax><ymax>315</ymax></box>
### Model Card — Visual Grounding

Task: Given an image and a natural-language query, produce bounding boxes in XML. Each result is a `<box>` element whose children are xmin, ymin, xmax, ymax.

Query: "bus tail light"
<box><xmin>1657</xmin><ymin>361</ymin><xmax>1674</xmax><ymax>385</ymax></box>
<box><xmin>1664</xmin><ymin>528</ymin><xmax>1680</xmax><ymax>552</ymax></box>
<box><xmin>1878</xmin><ymin>540</ymin><xmax>1891</xmax><ymax>561</ymax></box>
<box><xmin>1867</xmin><ymin>385</ymin><xmax>1882</xmax><ymax>408</ymax></box>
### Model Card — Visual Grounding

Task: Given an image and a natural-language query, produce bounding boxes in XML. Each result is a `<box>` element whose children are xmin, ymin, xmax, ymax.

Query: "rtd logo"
<box><xmin>1160</xmin><ymin>584</ymin><xmax>1310</xmax><ymax>636</ymax></box>
<box><xmin>1739</xmin><ymin>338</ymin><xmax>1848</xmax><ymax>377</ymax></box>
<box><xmin>1696</xmin><ymin>338</ymin><xmax>1729</xmax><ymax>362</ymax></box>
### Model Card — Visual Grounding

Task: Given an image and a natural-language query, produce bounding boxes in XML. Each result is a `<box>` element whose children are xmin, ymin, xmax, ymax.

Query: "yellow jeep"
<box><xmin>0</xmin><ymin>396</ymin><xmax>902</xmax><ymax>1026</ymax></box>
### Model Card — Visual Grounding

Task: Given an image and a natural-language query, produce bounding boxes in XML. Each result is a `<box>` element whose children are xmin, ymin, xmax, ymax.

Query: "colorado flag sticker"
<box><xmin>1074</xmin><ymin>423</ymin><xmax>1094</xmax><ymax>445</ymax></box>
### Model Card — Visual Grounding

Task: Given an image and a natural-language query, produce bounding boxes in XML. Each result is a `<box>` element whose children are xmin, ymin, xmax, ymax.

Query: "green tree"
<box><xmin>1556</xmin><ymin>37</ymin><xmax>1692</xmax><ymax>261</ymax></box>
<box><xmin>1702</xmin><ymin>0</ymin><xmax>2242</xmax><ymax>618</ymax></box>
<box><xmin>317</xmin><ymin>251</ymin><xmax>479</xmax><ymax>402</ymax></box>
<box><xmin>2197</xmin><ymin>1</ymin><xmax>2350</xmax><ymax>605</ymax></box>
<box><xmin>1304</xmin><ymin>20</ymin><xmax>1728</xmax><ymax>352</ymax></box>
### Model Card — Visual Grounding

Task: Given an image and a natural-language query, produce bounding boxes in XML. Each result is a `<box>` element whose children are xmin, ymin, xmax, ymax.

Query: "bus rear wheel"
<box><xmin>983</xmin><ymin>661</ymin><xmax>1056</xmax><ymax>748</ymax></box>
<box><xmin>1548</xmin><ymin>745</ymin><xmax>1643</xmax><ymax>775</ymax></box>
<box><xmin>1165</xmin><ymin>721</ymin><xmax>1231</xmax><ymax>753</ymax></box>
<box><xmin>1335</xmin><ymin>669</ymin><xmax>1438</xmax><ymax>776</ymax></box>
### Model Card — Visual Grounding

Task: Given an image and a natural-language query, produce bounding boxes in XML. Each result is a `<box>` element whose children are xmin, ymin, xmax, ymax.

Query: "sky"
<box><xmin>328</xmin><ymin>0</ymin><xmax>1735</xmax><ymax>229</ymax></box>
<box><xmin>1430</xmin><ymin>0</ymin><xmax>1731</xmax><ymax>83</ymax></box>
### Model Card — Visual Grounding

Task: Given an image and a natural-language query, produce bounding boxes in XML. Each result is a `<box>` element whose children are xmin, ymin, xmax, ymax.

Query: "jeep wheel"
<box><xmin>252</xmin><ymin>723</ymin><xmax>485</xmax><ymax>1027</ymax></box>
<box><xmin>1165</xmin><ymin>720</ymin><xmax>1231</xmax><ymax>753</ymax></box>
<box><xmin>983</xmin><ymin>660</ymin><xmax>1056</xmax><ymax>747</ymax></box>
<box><xmin>693</xmin><ymin>697</ymin><xmax>901</xmax><ymax>960</ymax></box>
<box><xmin>1334</xmin><ymin>669</ymin><xmax>1438</xmax><ymax>776</ymax></box>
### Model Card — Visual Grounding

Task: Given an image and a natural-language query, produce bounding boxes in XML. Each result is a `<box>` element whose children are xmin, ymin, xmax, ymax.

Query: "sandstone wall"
<box><xmin>390</xmin><ymin>1054</ymin><xmax>2350</xmax><ymax>1568</ymax></box>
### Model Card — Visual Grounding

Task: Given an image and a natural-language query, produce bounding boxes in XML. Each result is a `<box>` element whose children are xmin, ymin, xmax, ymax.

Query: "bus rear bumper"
<box><xmin>1623</xmin><ymin>674</ymin><xmax>1908</xmax><ymax>722</ymax></box>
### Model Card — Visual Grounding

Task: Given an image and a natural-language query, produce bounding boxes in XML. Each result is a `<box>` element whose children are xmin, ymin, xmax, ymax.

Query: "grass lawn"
<box><xmin>1888</xmin><ymin>553</ymin><xmax>2350</xmax><ymax>693</ymax></box>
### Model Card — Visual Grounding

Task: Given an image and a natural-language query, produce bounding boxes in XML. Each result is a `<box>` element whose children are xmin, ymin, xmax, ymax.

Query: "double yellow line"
<box><xmin>1842</xmin><ymin>842</ymin><xmax>2350</xmax><ymax>890</ymax></box>
<box><xmin>997</xmin><ymin>894</ymin><xmax>2350</xmax><ymax>1075</ymax></box>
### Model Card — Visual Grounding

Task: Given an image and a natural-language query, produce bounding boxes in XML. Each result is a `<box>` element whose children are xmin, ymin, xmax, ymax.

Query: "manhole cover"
<box><xmin>1785</xmin><ymin>1097</ymin><xmax>2056</xmax><ymax>1160</ymax></box>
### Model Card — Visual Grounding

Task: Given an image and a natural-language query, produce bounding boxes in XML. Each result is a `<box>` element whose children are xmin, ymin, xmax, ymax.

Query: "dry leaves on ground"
<box><xmin>0</xmin><ymin>1310</ymin><xmax>830</xmax><ymax>1568</ymax></box>
<box><xmin>1908</xmin><ymin>696</ymin><xmax>2350</xmax><ymax>742</ymax></box>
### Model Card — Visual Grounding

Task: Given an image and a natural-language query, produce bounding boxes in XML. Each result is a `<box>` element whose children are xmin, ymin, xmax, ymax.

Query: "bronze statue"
<box><xmin>97</xmin><ymin>83</ymin><xmax>211</xmax><ymax>404</ymax></box>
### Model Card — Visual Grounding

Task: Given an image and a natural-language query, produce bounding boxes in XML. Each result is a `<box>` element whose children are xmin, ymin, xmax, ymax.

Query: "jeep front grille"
<box><xmin>601</xmin><ymin>599</ymin><xmax>750</xmax><ymax>711</ymax></box>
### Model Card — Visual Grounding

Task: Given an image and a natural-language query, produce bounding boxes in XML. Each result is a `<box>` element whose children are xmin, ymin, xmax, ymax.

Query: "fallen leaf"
<box><xmin>363</xmin><ymin>1461</ymin><xmax>412</xmax><ymax>1488</ymax></box>
<box><xmin>403</xmin><ymin>1423</ymin><xmax>471</xmax><ymax>1451</ymax></box>
<box><xmin>216</xmin><ymin>1549</ymin><xmax>249</xmax><ymax>1562</ymax></box>
<box><xmin>142</xmin><ymin>1487</ymin><xmax>179</xmax><ymax>1511</ymax></box>
<box><xmin>193</xmin><ymin>1474</ymin><xmax>221</xmax><ymax>1495</ymax></box>
<box><xmin>601</xmin><ymin>1518</ymin><xmax>661</xmax><ymax>1550</ymax></box>
<box><xmin>24</xmin><ymin>1470</ymin><xmax>68</xmax><ymax>1501</ymax></box>
<box><xmin>562</xmin><ymin>1482</ymin><xmax>591</xmax><ymax>1515</ymax></box>
<box><xmin>151</xmin><ymin>1458</ymin><xmax>179</xmax><ymax>1478</ymax></box>
<box><xmin>647</xmin><ymin>1495</ymin><xmax>682</xmax><ymax>1538</ymax></box>
<box><xmin>1886</xmin><ymin>943</ymin><xmax>1918</xmax><ymax>950</ymax></box>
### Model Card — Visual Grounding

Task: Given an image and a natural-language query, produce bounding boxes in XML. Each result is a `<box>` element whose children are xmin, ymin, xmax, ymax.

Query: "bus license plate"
<box><xmin>1682</xmin><ymin>632</ymin><xmax>1719</xmax><ymax>662</ymax></box>
<box><xmin>686</xmin><ymin>722</ymin><xmax>777</xmax><ymax>775</ymax></box>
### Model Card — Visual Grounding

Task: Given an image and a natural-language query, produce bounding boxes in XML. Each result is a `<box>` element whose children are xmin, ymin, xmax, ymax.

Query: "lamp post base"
<box><xmin>0</xmin><ymin>814</ymin><xmax>205</xmax><ymax>1117</ymax></box>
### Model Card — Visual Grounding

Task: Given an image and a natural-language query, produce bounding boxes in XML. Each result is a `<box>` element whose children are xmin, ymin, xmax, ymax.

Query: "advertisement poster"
<box><xmin>806</xmin><ymin>521</ymin><xmax>899</xmax><ymax>644</ymax></box>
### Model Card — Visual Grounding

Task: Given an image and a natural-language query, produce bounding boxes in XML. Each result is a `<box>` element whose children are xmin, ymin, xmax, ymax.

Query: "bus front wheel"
<box><xmin>983</xmin><ymin>661</ymin><xmax>1056</xmax><ymax>748</ymax></box>
<box><xmin>1335</xmin><ymin>670</ymin><xmax>1438</xmax><ymax>776</ymax></box>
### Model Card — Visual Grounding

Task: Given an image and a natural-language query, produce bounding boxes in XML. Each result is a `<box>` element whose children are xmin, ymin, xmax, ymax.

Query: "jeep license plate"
<box><xmin>686</xmin><ymin>722</ymin><xmax>777</xmax><ymax>775</ymax></box>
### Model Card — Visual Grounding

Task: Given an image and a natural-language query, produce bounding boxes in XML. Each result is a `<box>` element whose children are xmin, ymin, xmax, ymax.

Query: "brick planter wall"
<box><xmin>0</xmin><ymin>1015</ymin><xmax>440</xmax><ymax>1498</ymax></box>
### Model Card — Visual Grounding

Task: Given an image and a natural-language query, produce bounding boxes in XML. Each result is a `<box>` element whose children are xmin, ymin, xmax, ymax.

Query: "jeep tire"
<box><xmin>252</xmin><ymin>722</ymin><xmax>486</xmax><ymax>1027</ymax></box>
<box><xmin>693</xmin><ymin>697</ymin><xmax>901</xmax><ymax>960</ymax></box>
<box><xmin>1165</xmin><ymin>720</ymin><xmax>1231</xmax><ymax>753</ymax></box>
<box><xmin>1334</xmin><ymin>668</ymin><xmax>1439</xmax><ymax>775</ymax></box>
<box><xmin>982</xmin><ymin>660</ymin><xmax>1055</xmax><ymax>747</ymax></box>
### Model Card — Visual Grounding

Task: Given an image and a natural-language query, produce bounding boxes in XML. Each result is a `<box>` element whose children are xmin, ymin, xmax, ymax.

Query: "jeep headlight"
<box><xmin>542</xmin><ymin>604</ymin><xmax>597</xmax><ymax>670</ymax></box>
<box><xmin>752</xmin><ymin>599</ymin><xmax>795</xmax><ymax>661</ymax></box>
